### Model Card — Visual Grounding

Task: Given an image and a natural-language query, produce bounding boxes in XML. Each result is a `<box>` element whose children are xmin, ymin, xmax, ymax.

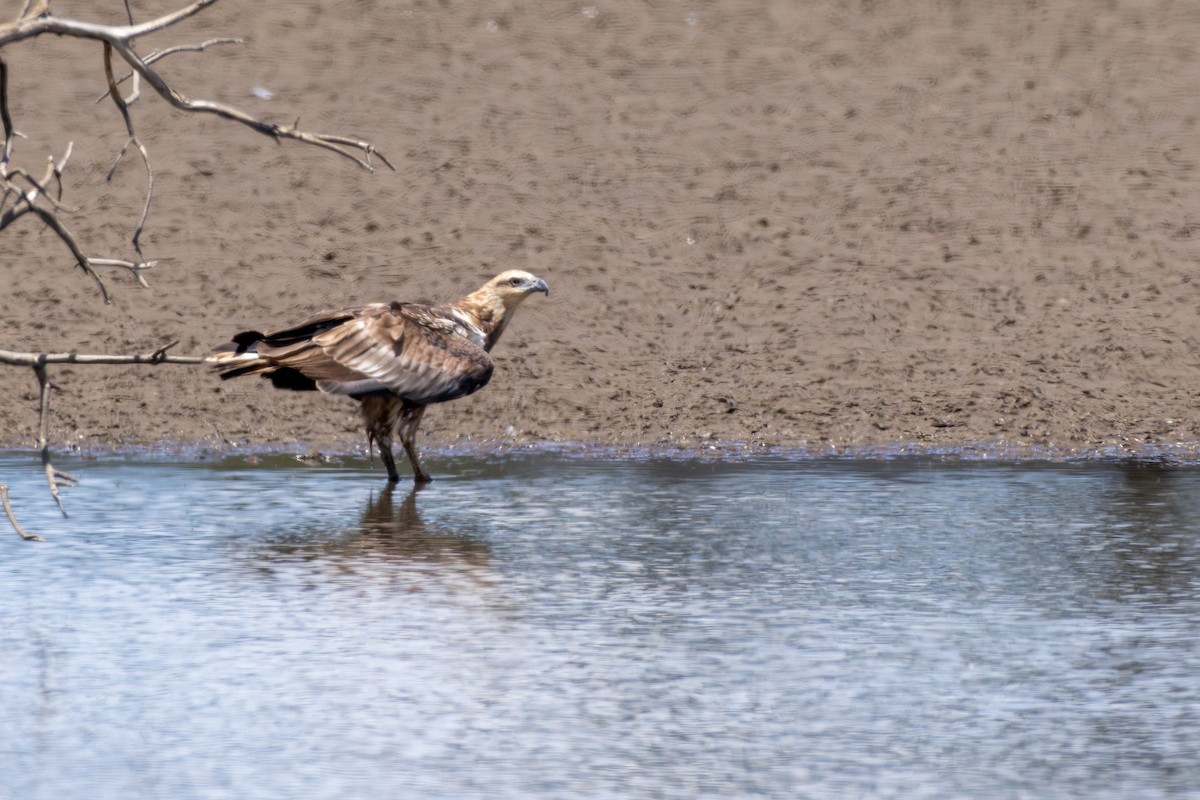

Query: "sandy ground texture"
<box><xmin>5</xmin><ymin>0</ymin><xmax>1200</xmax><ymax>462</ymax></box>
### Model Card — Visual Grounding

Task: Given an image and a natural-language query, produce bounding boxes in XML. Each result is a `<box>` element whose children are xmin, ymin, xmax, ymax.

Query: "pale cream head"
<box><xmin>483</xmin><ymin>270</ymin><xmax>551</xmax><ymax>307</ymax></box>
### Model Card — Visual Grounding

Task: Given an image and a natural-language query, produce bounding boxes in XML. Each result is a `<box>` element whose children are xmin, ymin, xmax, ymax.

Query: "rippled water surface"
<box><xmin>1</xmin><ymin>450</ymin><xmax>1199</xmax><ymax>799</ymax></box>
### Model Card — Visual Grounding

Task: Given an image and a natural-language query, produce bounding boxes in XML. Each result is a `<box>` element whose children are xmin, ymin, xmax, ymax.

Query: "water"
<box><xmin>1</xmin><ymin>450</ymin><xmax>1198</xmax><ymax>799</ymax></box>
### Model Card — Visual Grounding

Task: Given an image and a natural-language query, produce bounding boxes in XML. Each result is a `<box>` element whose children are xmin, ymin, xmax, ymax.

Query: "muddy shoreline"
<box><xmin>3</xmin><ymin>438</ymin><xmax>1197</xmax><ymax>470</ymax></box>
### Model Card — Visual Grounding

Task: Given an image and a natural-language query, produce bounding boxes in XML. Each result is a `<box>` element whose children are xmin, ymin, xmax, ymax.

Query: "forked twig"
<box><xmin>1</xmin><ymin>58</ymin><xmax>152</xmax><ymax>300</ymax></box>
<box><xmin>102</xmin><ymin>41</ymin><xmax>153</xmax><ymax>254</ymax></box>
<box><xmin>33</xmin><ymin>362</ymin><xmax>77</xmax><ymax>514</ymax></box>
<box><xmin>0</xmin><ymin>342</ymin><xmax>205</xmax><ymax>539</ymax></box>
<box><xmin>96</xmin><ymin>38</ymin><xmax>243</xmax><ymax>105</ymax></box>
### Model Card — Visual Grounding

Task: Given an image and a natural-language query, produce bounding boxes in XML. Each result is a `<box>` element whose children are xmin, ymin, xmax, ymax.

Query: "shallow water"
<box><xmin>1</xmin><ymin>450</ymin><xmax>1198</xmax><ymax>799</ymax></box>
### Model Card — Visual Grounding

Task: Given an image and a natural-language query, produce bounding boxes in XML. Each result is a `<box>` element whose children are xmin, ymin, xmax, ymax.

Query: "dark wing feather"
<box><xmin>255</xmin><ymin>303</ymin><xmax>494</xmax><ymax>404</ymax></box>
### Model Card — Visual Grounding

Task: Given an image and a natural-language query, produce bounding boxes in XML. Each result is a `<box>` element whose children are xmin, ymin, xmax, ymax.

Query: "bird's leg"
<box><xmin>366</xmin><ymin>427</ymin><xmax>400</xmax><ymax>483</ymax></box>
<box><xmin>398</xmin><ymin>403</ymin><xmax>431</xmax><ymax>483</ymax></box>
<box><xmin>378</xmin><ymin>436</ymin><xmax>401</xmax><ymax>483</ymax></box>
<box><xmin>362</xmin><ymin>396</ymin><xmax>402</xmax><ymax>483</ymax></box>
<box><xmin>402</xmin><ymin>439</ymin><xmax>430</xmax><ymax>484</ymax></box>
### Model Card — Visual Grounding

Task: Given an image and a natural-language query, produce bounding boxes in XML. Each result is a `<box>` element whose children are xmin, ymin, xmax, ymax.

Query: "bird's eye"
<box><xmin>509</xmin><ymin>277</ymin><xmax>522</xmax><ymax>286</ymax></box>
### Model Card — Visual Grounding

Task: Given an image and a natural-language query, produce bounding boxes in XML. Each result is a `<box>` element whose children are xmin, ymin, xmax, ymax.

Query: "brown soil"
<box><xmin>5</xmin><ymin>1</ymin><xmax>1200</xmax><ymax>461</ymax></box>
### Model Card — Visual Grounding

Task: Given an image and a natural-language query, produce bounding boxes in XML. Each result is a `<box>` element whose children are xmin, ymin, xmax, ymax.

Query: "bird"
<box><xmin>207</xmin><ymin>269</ymin><xmax>549</xmax><ymax>483</ymax></box>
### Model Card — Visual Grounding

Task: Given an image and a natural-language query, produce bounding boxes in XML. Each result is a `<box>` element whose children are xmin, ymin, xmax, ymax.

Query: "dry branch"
<box><xmin>1</xmin><ymin>484</ymin><xmax>43</xmax><ymax>541</ymax></box>
<box><xmin>0</xmin><ymin>342</ymin><xmax>204</xmax><ymax>540</ymax></box>
<box><xmin>0</xmin><ymin>1</ymin><xmax>395</xmax><ymax>171</ymax></box>
<box><xmin>0</xmin><ymin>343</ymin><xmax>203</xmax><ymax>368</ymax></box>
<box><xmin>0</xmin><ymin>0</ymin><xmax>393</xmax><ymax>300</ymax></box>
<box><xmin>96</xmin><ymin>37</ymin><xmax>243</xmax><ymax>105</ymax></box>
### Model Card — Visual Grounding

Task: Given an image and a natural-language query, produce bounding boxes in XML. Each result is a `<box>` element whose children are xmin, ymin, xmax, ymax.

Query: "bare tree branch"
<box><xmin>96</xmin><ymin>37</ymin><xmax>242</xmax><ymax>105</ymax></box>
<box><xmin>0</xmin><ymin>0</ymin><xmax>394</xmax><ymax>303</ymax></box>
<box><xmin>1</xmin><ymin>57</ymin><xmax>153</xmax><ymax>299</ymax></box>
<box><xmin>0</xmin><ymin>342</ymin><xmax>205</xmax><ymax>539</ymax></box>
<box><xmin>32</xmin><ymin>361</ymin><xmax>77</xmax><ymax>514</ymax></box>
<box><xmin>0</xmin><ymin>0</ymin><xmax>221</xmax><ymax>47</ymax></box>
<box><xmin>102</xmin><ymin>41</ymin><xmax>153</xmax><ymax>254</ymax></box>
<box><xmin>0</xmin><ymin>1</ymin><xmax>395</xmax><ymax>170</ymax></box>
<box><xmin>0</xmin><ymin>343</ymin><xmax>204</xmax><ymax>368</ymax></box>
<box><xmin>0</xmin><ymin>149</ymin><xmax>156</xmax><ymax>301</ymax></box>
<box><xmin>0</xmin><ymin>484</ymin><xmax>43</xmax><ymax>541</ymax></box>
<box><xmin>0</xmin><ymin>56</ymin><xmax>16</xmax><ymax>171</ymax></box>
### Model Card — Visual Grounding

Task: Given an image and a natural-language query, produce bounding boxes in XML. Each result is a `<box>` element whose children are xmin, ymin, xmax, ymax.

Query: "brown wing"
<box><xmin>255</xmin><ymin>302</ymin><xmax>494</xmax><ymax>404</ymax></box>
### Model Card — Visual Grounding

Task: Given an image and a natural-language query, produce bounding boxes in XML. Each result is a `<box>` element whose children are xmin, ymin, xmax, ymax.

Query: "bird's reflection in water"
<box><xmin>254</xmin><ymin>484</ymin><xmax>494</xmax><ymax>586</ymax></box>
<box><xmin>1102</xmin><ymin>460</ymin><xmax>1197</xmax><ymax>600</ymax></box>
<box><xmin>350</xmin><ymin>484</ymin><xmax>492</xmax><ymax>568</ymax></box>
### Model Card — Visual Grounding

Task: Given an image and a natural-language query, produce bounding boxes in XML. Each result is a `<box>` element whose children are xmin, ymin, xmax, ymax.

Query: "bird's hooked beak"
<box><xmin>532</xmin><ymin>277</ymin><xmax>550</xmax><ymax>297</ymax></box>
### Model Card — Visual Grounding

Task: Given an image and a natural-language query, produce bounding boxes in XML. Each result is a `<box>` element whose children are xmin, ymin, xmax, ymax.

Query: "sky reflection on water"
<box><xmin>0</xmin><ymin>451</ymin><xmax>1198</xmax><ymax>799</ymax></box>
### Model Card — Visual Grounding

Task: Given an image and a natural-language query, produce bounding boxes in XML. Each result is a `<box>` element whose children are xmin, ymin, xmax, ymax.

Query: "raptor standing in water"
<box><xmin>207</xmin><ymin>270</ymin><xmax>549</xmax><ymax>482</ymax></box>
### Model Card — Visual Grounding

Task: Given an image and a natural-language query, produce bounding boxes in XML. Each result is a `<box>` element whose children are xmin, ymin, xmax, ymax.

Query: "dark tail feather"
<box><xmin>221</xmin><ymin>330</ymin><xmax>265</xmax><ymax>353</ymax></box>
<box><xmin>214</xmin><ymin>361</ymin><xmax>317</xmax><ymax>391</ymax></box>
<box><xmin>209</xmin><ymin>330</ymin><xmax>266</xmax><ymax>360</ymax></box>
<box><xmin>216</xmin><ymin>361</ymin><xmax>269</xmax><ymax>381</ymax></box>
<box><xmin>209</xmin><ymin>330</ymin><xmax>316</xmax><ymax>390</ymax></box>
<box><xmin>265</xmin><ymin>368</ymin><xmax>318</xmax><ymax>391</ymax></box>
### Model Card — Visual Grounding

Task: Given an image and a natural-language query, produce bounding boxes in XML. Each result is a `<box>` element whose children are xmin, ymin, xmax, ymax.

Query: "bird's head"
<box><xmin>484</xmin><ymin>270</ymin><xmax>551</xmax><ymax>308</ymax></box>
<box><xmin>456</xmin><ymin>270</ymin><xmax>550</xmax><ymax>350</ymax></box>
